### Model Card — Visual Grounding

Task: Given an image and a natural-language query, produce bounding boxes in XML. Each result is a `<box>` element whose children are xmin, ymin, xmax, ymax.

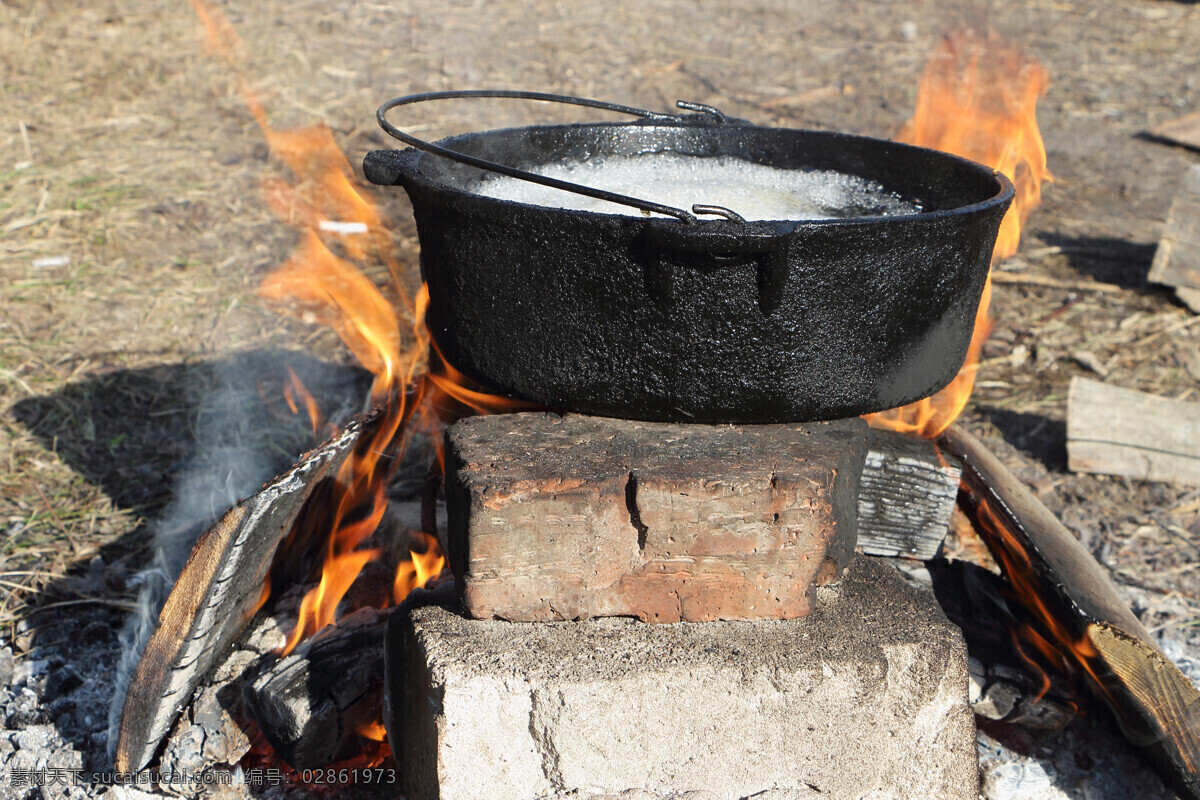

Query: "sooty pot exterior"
<box><xmin>364</xmin><ymin>122</ymin><xmax>1013</xmax><ymax>423</ymax></box>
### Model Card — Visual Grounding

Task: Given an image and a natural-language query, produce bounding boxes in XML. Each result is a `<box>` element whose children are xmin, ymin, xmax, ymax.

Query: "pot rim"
<box><xmin>387</xmin><ymin>120</ymin><xmax>1016</xmax><ymax>230</ymax></box>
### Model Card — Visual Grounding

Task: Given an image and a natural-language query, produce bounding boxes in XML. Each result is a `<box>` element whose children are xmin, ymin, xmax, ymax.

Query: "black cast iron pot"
<box><xmin>364</xmin><ymin>91</ymin><xmax>1014</xmax><ymax>424</ymax></box>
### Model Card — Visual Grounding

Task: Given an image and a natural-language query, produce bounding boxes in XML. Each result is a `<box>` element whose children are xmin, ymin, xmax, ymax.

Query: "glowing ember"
<box><xmin>358</xmin><ymin>719</ymin><xmax>389</xmax><ymax>742</ymax></box>
<box><xmin>865</xmin><ymin>28</ymin><xmax>1052</xmax><ymax>438</ymax></box>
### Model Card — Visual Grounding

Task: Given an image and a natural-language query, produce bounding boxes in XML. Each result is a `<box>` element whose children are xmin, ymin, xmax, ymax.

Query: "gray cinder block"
<box><xmin>385</xmin><ymin>557</ymin><xmax>976</xmax><ymax>800</ymax></box>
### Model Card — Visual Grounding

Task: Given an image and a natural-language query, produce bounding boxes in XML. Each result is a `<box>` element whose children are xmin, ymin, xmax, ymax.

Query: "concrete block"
<box><xmin>386</xmin><ymin>556</ymin><xmax>976</xmax><ymax>800</ymax></box>
<box><xmin>445</xmin><ymin>413</ymin><xmax>867</xmax><ymax>622</ymax></box>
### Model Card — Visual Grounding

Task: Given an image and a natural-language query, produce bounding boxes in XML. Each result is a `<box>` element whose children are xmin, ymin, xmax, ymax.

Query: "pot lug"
<box><xmin>363</xmin><ymin>148</ymin><xmax>423</xmax><ymax>188</ymax></box>
<box><xmin>643</xmin><ymin>224</ymin><xmax>794</xmax><ymax>314</ymax></box>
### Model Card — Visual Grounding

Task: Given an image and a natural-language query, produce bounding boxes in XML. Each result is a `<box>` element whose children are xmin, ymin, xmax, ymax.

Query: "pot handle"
<box><xmin>643</xmin><ymin>224</ymin><xmax>795</xmax><ymax>314</ymax></box>
<box><xmin>376</xmin><ymin>90</ymin><xmax>744</xmax><ymax>224</ymax></box>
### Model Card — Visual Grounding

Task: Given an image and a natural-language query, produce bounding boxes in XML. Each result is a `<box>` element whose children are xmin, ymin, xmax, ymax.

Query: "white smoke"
<box><xmin>105</xmin><ymin>351</ymin><xmax>368</xmax><ymax>763</ymax></box>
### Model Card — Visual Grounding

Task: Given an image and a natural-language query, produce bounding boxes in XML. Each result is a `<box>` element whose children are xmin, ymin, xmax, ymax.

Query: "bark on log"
<box><xmin>446</xmin><ymin>413</ymin><xmax>867</xmax><ymax>623</ymax></box>
<box><xmin>1067</xmin><ymin>376</ymin><xmax>1200</xmax><ymax>486</ymax></box>
<box><xmin>858</xmin><ymin>429</ymin><xmax>961</xmax><ymax>560</ymax></box>
<box><xmin>243</xmin><ymin>607</ymin><xmax>390</xmax><ymax>771</ymax></box>
<box><xmin>114</xmin><ymin>410</ymin><xmax>379</xmax><ymax>775</ymax></box>
<box><xmin>940</xmin><ymin>423</ymin><xmax>1200</xmax><ymax>800</ymax></box>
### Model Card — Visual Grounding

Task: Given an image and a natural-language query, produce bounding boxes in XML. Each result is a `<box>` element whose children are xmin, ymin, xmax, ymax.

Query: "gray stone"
<box><xmin>0</xmin><ymin>733</ymin><xmax>15</xmax><ymax>770</ymax></box>
<box><xmin>14</xmin><ymin>724</ymin><xmax>54</xmax><ymax>751</ymax></box>
<box><xmin>6</xmin><ymin>686</ymin><xmax>43</xmax><ymax>726</ymax></box>
<box><xmin>0</xmin><ymin>647</ymin><xmax>13</xmax><ymax>686</ymax></box>
<box><xmin>974</xmin><ymin>681</ymin><xmax>1020</xmax><ymax>721</ymax></box>
<box><xmin>387</xmin><ymin>557</ymin><xmax>976</xmax><ymax>800</ymax></box>
<box><xmin>13</xmin><ymin>658</ymin><xmax>48</xmax><ymax>684</ymax></box>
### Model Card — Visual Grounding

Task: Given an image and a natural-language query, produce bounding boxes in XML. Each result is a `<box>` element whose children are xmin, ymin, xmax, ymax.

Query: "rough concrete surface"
<box><xmin>445</xmin><ymin>413</ymin><xmax>867</xmax><ymax>623</ymax></box>
<box><xmin>386</xmin><ymin>556</ymin><xmax>976</xmax><ymax>800</ymax></box>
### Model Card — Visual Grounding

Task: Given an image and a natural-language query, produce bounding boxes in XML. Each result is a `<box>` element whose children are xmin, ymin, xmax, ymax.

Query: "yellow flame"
<box><xmin>865</xmin><ymin>29</ymin><xmax>1052</xmax><ymax>438</ymax></box>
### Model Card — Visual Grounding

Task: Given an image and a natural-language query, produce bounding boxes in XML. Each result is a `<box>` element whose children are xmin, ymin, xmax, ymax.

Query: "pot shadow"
<box><xmin>7</xmin><ymin>350</ymin><xmax>370</xmax><ymax>764</ymax></box>
<box><xmin>1033</xmin><ymin>232</ymin><xmax>1157</xmax><ymax>290</ymax></box>
<box><xmin>976</xmin><ymin>406</ymin><xmax>1067</xmax><ymax>472</ymax></box>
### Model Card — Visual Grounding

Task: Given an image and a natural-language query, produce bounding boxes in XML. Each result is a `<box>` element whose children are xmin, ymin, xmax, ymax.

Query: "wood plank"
<box><xmin>939</xmin><ymin>423</ymin><xmax>1200</xmax><ymax>800</ymax></box>
<box><xmin>114</xmin><ymin>409</ymin><xmax>380</xmax><ymax>774</ymax></box>
<box><xmin>1150</xmin><ymin>112</ymin><xmax>1200</xmax><ymax>152</ymax></box>
<box><xmin>857</xmin><ymin>429</ymin><xmax>961</xmax><ymax>560</ymax></box>
<box><xmin>1087</xmin><ymin>622</ymin><xmax>1200</xmax><ymax>800</ymax></box>
<box><xmin>1067</xmin><ymin>376</ymin><xmax>1200</xmax><ymax>486</ymax></box>
<box><xmin>1150</xmin><ymin>165</ymin><xmax>1200</xmax><ymax>291</ymax></box>
<box><xmin>1177</xmin><ymin>286</ymin><xmax>1200</xmax><ymax>315</ymax></box>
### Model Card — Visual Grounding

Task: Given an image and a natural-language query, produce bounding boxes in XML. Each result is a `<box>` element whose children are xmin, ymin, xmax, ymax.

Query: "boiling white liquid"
<box><xmin>470</xmin><ymin>153</ymin><xmax>921</xmax><ymax>221</ymax></box>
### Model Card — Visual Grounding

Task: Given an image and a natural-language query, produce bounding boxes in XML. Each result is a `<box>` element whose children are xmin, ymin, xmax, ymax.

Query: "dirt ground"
<box><xmin>2</xmin><ymin>0</ymin><xmax>1200</xmax><ymax>793</ymax></box>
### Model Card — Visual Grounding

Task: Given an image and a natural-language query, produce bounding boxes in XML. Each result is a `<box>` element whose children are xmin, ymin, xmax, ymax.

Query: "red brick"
<box><xmin>445</xmin><ymin>413</ymin><xmax>867</xmax><ymax>622</ymax></box>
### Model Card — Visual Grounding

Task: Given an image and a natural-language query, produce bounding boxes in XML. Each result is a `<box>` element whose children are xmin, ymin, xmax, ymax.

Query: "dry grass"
<box><xmin>1</xmin><ymin>0</ymin><xmax>1199</xmax><ymax>647</ymax></box>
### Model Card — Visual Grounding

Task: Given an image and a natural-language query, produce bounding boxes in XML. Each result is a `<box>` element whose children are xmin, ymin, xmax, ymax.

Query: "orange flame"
<box><xmin>866</xmin><ymin>29</ymin><xmax>1052</xmax><ymax>438</ymax></box>
<box><xmin>968</xmin><ymin>496</ymin><xmax>1108</xmax><ymax>705</ymax></box>
<box><xmin>392</xmin><ymin>532</ymin><xmax>447</xmax><ymax>604</ymax></box>
<box><xmin>186</xmin><ymin>0</ymin><xmax>525</xmax><ymax>667</ymax></box>
<box><xmin>257</xmin><ymin>121</ymin><xmax>427</xmax><ymax>654</ymax></box>
<box><xmin>283</xmin><ymin>367</ymin><xmax>324</xmax><ymax>437</ymax></box>
<box><xmin>358</xmin><ymin>719</ymin><xmax>388</xmax><ymax>742</ymax></box>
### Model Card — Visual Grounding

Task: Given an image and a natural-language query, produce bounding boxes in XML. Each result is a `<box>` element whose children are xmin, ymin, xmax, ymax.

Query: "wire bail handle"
<box><xmin>376</xmin><ymin>90</ymin><xmax>744</xmax><ymax>224</ymax></box>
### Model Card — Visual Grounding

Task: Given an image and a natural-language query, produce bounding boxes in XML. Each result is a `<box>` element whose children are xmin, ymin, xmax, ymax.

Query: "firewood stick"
<box><xmin>115</xmin><ymin>410</ymin><xmax>380</xmax><ymax>775</ymax></box>
<box><xmin>939</xmin><ymin>423</ymin><xmax>1200</xmax><ymax>800</ymax></box>
<box><xmin>990</xmin><ymin>271</ymin><xmax>1124</xmax><ymax>294</ymax></box>
<box><xmin>243</xmin><ymin>607</ymin><xmax>391</xmax><ymax>771</ymax></box>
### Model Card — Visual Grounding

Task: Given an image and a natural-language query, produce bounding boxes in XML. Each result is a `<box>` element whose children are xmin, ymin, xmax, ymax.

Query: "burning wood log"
<box><xmin>857</xmin><ymin>429</ymin><xmax>961</xmax><ymax>560</ymax></box>
<box><xmin>1149</xmin><ymin>164</ymin><xmax>1200</xmax><ymax>312</ymax></box>
<box><xmin>243</xmin><ymin>606</ymin><xmax>389</xmax><ymax>770</ymax></box>
<box><xmin>114</xmin><ymin>411</ymin><xmax>378</xmax><ymax>775</ymax></box>
<box><xmin>1067</xmin><ymin>376</ymin><xmax>1200</xmax><ymax>486</ymax></box>
<box><xmin>939</xmin><ymin>423</ymin><xmax>1200</xmax><ymax>800</ymax></box>
<box><xmin>159</xmin><ymin>612</ymin><xmax>289</xmax><ymax>780</ymax></box>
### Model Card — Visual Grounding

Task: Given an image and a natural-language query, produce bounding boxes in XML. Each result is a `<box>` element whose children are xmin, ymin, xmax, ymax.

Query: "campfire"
<box><xmin>100</xmin><ymin>7</ymin><xmax>1199</xmax><ymax>800</ymax></box>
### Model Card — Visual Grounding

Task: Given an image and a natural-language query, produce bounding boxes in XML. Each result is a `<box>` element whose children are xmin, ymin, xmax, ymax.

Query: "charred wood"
<box><xmin>243</xmin><ymin>607</ymin><xmax>390</xmax><ymax>771</ymax></box>
<box><xmin>940</xmin><ymin>423</ymin><xmax>1200</xmax><ymax>800</ymax></box>
<box><xmin>927</xmin><ymin>558</ymin><xmax>1076</xmax><ymax>731</ymax></box>
<box><xmin>158</xmin><ymin>613</ymin><xmax>288</xmax><ymax>782</ymax></box>
<box><xmin>857</xmin><ymin>429</ymin><xmax>961</xmax><ymax>560</ymax></box>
